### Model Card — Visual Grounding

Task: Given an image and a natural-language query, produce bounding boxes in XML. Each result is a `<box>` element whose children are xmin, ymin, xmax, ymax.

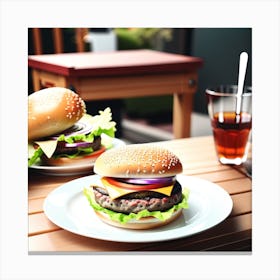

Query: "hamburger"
<box><xmin>83</xmin><ymin>144</ymin><xmax>189</xmax><ymax>229</ymax></box>
<box><xmin>28</xmin><ymin>87</ymin><xmax>116</xmax><ymax>166</ymax></box>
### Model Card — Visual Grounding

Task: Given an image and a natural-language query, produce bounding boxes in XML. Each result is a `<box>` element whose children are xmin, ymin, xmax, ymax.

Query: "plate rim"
<box><xmin>43</xmin><ymin>174</ymin><xmax>233</xmax><ymax>243</ymax></box>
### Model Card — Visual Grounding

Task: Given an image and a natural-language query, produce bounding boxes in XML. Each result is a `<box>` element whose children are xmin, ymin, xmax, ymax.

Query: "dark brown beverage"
<box><xmin>211</xmin><ymin>111</ymin><xmax>252</xmax><ymax>162</ymax></box>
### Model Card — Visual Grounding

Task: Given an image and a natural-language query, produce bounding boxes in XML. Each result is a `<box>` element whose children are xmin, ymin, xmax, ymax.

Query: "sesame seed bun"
<box><xmin>28</xmin><ymin>87</ymin><xmax>86</xmax><ymax>140</ymax></box>
<box><xmin>94</xmin><ymin>144</ymin><xmax>183</xmax><ymax>178</ymax></box>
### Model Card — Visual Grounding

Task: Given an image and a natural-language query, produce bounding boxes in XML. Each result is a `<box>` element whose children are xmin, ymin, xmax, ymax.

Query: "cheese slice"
<box><xmin>100</xmin><ymin>177</ymin><xmax>174</xmax><ymax>199</ymax></box>
<box><xmin>35</xmin><ymin>140</ymin><xmax>58</xmax><ymax>158</ymax></box>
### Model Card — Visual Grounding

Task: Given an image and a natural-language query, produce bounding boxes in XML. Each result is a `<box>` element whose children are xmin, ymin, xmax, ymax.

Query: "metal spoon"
<box><xmin>243</xmin><ymin>158</ymin><xmax>252</xmax><ymax>178</ymax></box>
<box><xmin>236</xmin><ymin>52</ymin><xmax>248</xmax><ymax>117</ymax></box>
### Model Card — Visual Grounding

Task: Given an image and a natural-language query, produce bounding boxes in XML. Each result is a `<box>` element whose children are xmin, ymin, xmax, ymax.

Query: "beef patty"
<box><xmin>54</xmin><ymin>135</ymin><xmax>101</xmax><ymax>155</ymax></box>
<box><xmin>92</xmin><ymin>181</ymin><xmax>183</xmax><ymax>214</ymax></box>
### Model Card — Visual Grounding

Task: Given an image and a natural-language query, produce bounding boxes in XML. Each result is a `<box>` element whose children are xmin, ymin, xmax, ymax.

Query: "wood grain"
<box><xmin>28</xmin><ymin>136</ymin><xmax>252</xmax><ymax>252</ymax></box>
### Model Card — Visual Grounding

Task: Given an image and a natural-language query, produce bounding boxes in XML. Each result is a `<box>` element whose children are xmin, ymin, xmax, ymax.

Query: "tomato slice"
<box><xmin>103</xmin><ymin>177</ymin><xmax>172</xmax><ymax>191</ymax></box>
<box><xmin>83</xmin><ymin>145</ymin><xmax>106</xmax><ymax>158</ymax></box>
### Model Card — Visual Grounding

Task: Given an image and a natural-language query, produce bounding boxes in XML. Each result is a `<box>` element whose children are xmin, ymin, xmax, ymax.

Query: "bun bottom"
<box><xmin>41</xmin><ymin>146</ymin><xmax>106</xmax><ymax>166</ymax></box>
<box><xmin>94</xmin><ymin>209</ymin><xmax>183</xmax><ymax>230</ymax></box>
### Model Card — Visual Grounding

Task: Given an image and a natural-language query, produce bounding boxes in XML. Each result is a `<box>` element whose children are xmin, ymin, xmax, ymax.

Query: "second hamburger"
<box><xmin>28</xmin><ymin>87</ymin><xmax>116</xmax><ymax>167</ymax></box>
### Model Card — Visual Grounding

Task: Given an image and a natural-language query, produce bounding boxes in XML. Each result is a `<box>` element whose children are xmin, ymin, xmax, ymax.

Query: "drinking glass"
<box><xmin>206</xmin><ymin>85</ymin><xmax>252</xmax><ymax>165</ymax></box>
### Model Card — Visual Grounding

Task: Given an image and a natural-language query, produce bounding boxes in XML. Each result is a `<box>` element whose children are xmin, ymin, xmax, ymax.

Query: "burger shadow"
<box><xmin>158</xmin><ymin>210</ymin><xmax>196</xmax><ymax>232</ymax></box>
<box><xmin>161</xmin><ymin>214</ymin><xmax>187</xmax><ymax>231</ymax></box>
<box><xmin>119</xmin><ymin>207</ymin><xmax>199</xmax><ymax>234</ymax></box>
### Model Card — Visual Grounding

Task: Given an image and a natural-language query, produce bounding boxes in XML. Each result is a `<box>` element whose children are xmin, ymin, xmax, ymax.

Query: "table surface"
<box><xmin>28</xmin><ymin>49</ymin><xmax>203</xmax><ymax>77</ymax></box>
<box><xmin>28</xmin><ymin>136</ymin><xmax>252</xmax><ymax>252</ymax></box>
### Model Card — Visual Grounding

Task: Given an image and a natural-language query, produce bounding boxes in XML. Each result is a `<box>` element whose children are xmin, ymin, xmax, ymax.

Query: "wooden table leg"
<box><xmin>173</xmin><ymin>91</ymin><xmax>194</xmax><ymax>138</ymax></box>
<box><xmin>173</xmin><ymin>72</ymin><xmax>198</xmax><ymax>139</ymax></box>
<box><xmin>31</xmin><ymin>69</ymin><xmax>41</xmax><ymax>92</ymax></box>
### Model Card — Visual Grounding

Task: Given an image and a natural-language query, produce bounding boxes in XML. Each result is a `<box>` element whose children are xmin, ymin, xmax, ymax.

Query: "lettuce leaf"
<box><xmin>56</xmin><ymin>108</ymin><xmax>116</xmax><ymax>144</ymax></box>
<box><xmin>28</xmin><ymin>108</ymin><xmax>116</xmax><ymax>166</ymax></box>
<box><xmin>83</xmin><ymin>187</ymin><xmax>189</xmax><ymax>224</ymax></box>
<box><xmin>28</xmin><ymin>146</ymin><xmax>44</xmax><ymax>166</ymax></box>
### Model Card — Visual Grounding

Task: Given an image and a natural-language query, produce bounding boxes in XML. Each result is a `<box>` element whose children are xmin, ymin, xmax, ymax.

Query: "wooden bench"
<box><xmin>28</xmin><ymin>49</ymin><xmax>203</xmax><ymax>138</ymax></box>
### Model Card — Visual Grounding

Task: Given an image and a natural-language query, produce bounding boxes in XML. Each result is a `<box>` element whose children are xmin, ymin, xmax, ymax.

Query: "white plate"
<box><xmin>43</xmin><ymin>175</ymin><xmax>233</xmax><ymax>243</ymax></box>
<box><xmin>29</xmin><ymin>138</ymin><xmax>125</xmax><ymax>176</ymax></box>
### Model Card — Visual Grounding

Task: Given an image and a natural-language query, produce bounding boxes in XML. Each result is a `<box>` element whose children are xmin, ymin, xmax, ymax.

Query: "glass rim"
<box><xmin>206</xmin><ymin>85</ymin><xmax>252</xmax><ymax>97</ymax></box>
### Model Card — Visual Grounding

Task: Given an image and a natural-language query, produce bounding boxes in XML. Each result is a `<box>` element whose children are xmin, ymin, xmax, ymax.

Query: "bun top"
<box><xmin>94</xmin><ymin>144</ymin><xmax>182</xmax><ymax>178</ymax></box>
<box><xmin>28</xmin><ymin>87</ymin><xmax>86</xmax><ymax>140</ymax></box>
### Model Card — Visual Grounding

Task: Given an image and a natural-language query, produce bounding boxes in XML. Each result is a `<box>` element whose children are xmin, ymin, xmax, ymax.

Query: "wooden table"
<box><xmin>28</xmin><ymin>136</ymin><xmax>252</xmax><ymax>252</ymax></box>
<box><xmin>28</xmin><ymin>50</ymin><xmax>203</xmax><ymax>138</ymax></box>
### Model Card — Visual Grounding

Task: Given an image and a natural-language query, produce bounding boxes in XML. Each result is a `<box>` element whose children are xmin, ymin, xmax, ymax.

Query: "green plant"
<box><xmin>115</xmin><ymin>28</ymin><xmax>172</xmax><ymax>50</ymax></box>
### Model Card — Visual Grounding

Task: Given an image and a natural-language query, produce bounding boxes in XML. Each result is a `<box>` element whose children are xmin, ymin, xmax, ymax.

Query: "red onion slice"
<box><xmin>64</xmin><ymin>141</ymin><xmax>93</xmax><ymax>148</ymax></box>
<box><xmin>117</xmin><ymin>177</ymin><xmax>175</xmax><ymax>185</ymax></box>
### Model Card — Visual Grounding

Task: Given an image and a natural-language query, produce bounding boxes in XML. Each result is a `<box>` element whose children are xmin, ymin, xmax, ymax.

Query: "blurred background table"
<box><xmin>28</xmin><ymin>50</ymin><xmax>203</xmax><ymax>138</ymax></box>
<box><xmin>28</xmin><ymin>136</ymin><xmax>252</xmax><ymax>252</ymax></box>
